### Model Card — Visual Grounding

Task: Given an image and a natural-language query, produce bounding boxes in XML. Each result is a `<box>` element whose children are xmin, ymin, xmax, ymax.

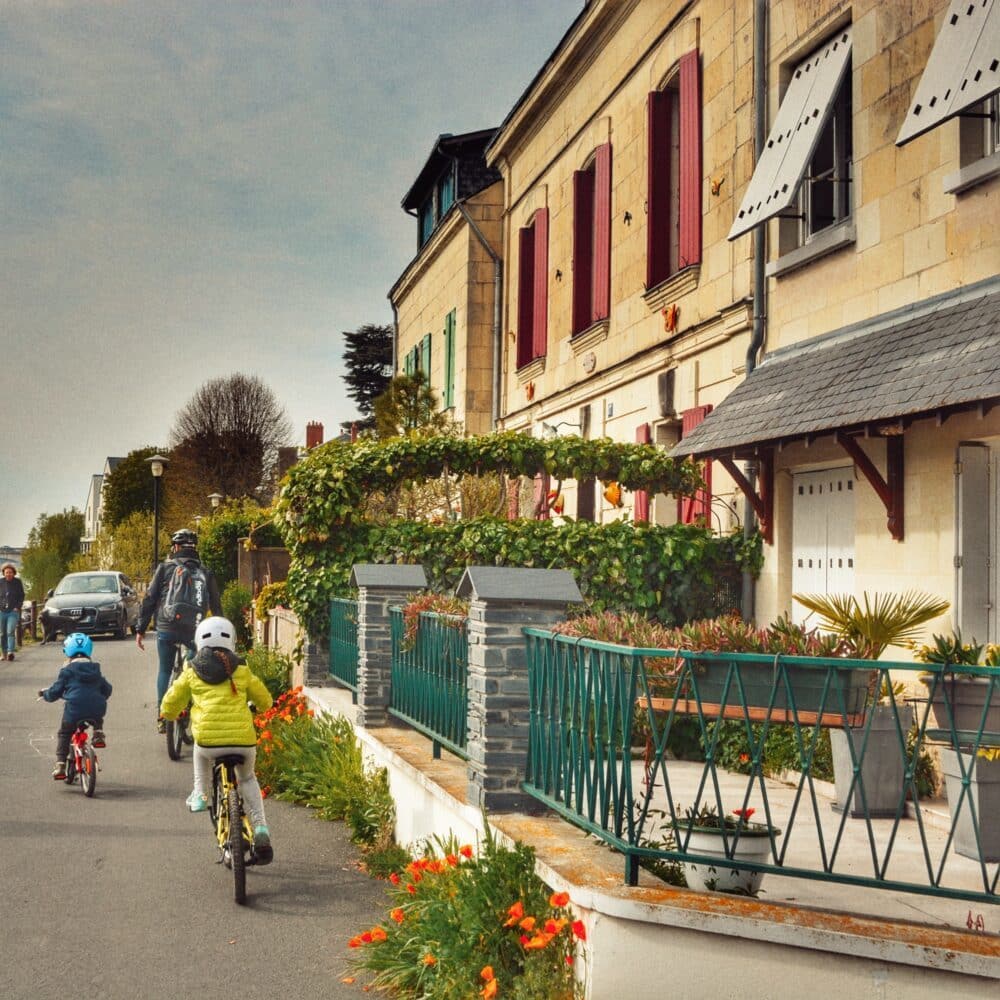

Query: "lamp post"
<box><xmin>193</xmin><ymin>514</ymin><xmax>203</xmax><ymax>530</ymax></box>
<box><xmin>147</xmin><ymin>455</ymin><xmax>169</xmax><ymax>570</ymax></box>
<box><xmin>208</xmin><ymin>492</ymin><xmax>223</xmax><ymax>510</ymax></box>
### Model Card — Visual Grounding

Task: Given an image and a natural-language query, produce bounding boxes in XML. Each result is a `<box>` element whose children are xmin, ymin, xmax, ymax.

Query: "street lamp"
<box><xmin>193</xmin><ymin>514</ymin><xmax>203</xmax><ymax>529</ymax></box>
<box><xmin>540</xmin><ymin>420</ymin><xmax>581</xmax><ymax>440</ymax></box>
<box><xmin>207</xmin><ymin>492</ymin><xmax>223</xmax><ymax>509</ymax></box>
<box><xmin>147</xmin><ymin>454</ymin><xmax>169</xmax><ymax>570</ymax></box>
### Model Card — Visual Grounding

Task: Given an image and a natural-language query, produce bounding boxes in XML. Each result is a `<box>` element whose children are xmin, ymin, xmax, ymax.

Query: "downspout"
<box><xmin>456</xmin><ymin>201</ymin><xmax>503</xmax><ymax>427</ymax></box>
<box><xmin>390</xmin><ymin>300</ymin><xmax>399</xmax><ymax>376</ymax></box>
<box><xmin>742</xmin><ymin>0</ymin><xmax>768</xmax><ymax>622</ymax></box>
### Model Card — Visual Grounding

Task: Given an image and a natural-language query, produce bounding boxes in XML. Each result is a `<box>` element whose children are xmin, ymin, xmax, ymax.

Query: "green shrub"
<box><xmin>221</xmin><ymin>581</ymin><xmax>253</xmax><ymax>650</ymax></box>
<box><xmin>244</xmin><ymin>645</ymin><xmax>293</xmax><ymax>701</ymax></box>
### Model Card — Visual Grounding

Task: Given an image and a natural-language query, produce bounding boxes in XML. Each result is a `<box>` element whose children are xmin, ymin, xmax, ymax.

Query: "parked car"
<box><xmin>40</xmin><ymin>571</ymin><xmax>140</xmax><ymax>642</ymax></box>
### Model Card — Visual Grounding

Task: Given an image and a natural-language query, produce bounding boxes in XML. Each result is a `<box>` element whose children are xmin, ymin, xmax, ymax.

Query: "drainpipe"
<box><xmin>456</xmin><ymin>201</ymin><xmax>503</xmax><ymax>427</ymax></box>
<box><xmin>742</xmin><ymin>0</ymin><xmax>768</xmax><ymax>622</ymax></box>
<box><xmin>389</xmin><ymin>300</ymin><xmax>399</xmax><ymax>376</ymax></box>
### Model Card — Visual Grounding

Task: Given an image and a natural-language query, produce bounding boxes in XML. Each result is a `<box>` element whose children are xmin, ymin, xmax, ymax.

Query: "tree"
<box><xmin>79</xmin><ymin>511</ymin><xmax>171</xmax><ymax>580</ymax></box>
<box><xmin>342</xmin><ymin>323</ymin><xmax>393</xmax><ymax>425</ymax></box>
<box><xmin>372</xmin><ymin>371</ymin><xmax>452</xmax><ymax>440</ymax></box>
<box><xmin>101</xmin><ymin>446</ymin><xmax>165</xmax><ymax>528</ymax></box>
<box><xmin>21</xmin><ymin>509</ymin><xmax>84</xmax><ymax>598</ymax></box>
<box><xmin>168</xmin><ymin>373</ymin><xmax>292</xmax><ymax>513</ymax></box>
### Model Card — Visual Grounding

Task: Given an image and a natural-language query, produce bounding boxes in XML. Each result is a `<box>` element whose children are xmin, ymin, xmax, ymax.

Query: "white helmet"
<box><xmin>195</xmin><ymin>616</ymin><xmax>237</xmax><ymax>653</ymax></box>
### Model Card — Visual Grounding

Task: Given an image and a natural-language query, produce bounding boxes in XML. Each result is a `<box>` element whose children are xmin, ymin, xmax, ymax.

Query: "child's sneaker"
<box><xmin>52</xmin><ymin>762</ymin><xmax>67</xmax><ymax>780</ymax></box>
<box><xmin>186</xmin><ymin>791</ymin><xmax>209</xmax><ymax>812</ymax></box>
<box><xmin>253</xmin><ymin>826</ymin><xmax>273</xmax><ymax>865</ymax></box>
<box><xmin>92</xmin><ymin>730</ymin><xmax>106</xmax><ymax>748</ymax></box>
<box><xmin>156</xmin><ymin>717</ymin><xmax>166</xmax><ymax>734</ymax></box>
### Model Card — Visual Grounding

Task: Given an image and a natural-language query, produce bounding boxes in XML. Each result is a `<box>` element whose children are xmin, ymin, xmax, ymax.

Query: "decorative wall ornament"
<box><xmin>582</xmin><ymin>352</ymin><xmax>597</xmax><ymax>373</ymax></box>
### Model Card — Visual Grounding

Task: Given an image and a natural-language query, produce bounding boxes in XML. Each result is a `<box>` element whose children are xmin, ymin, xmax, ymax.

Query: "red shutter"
<box><xmin>592</xmin><ymin>143</ymin><xmax>612</xmax><ymax>322</ymax></box>
<box><xmin>533</xmin><ymin>473</ymin><xmax>551</xmax><ymax>521</ymax></box>
<box><xmin>532</xmin><ymin>208</ymin><xmax>549</xmax><ymax>361</ymax></box>
<box><xmin>647</xmin><ymin>90</ymin><xmax>671</xmax><ymax>288</ymax></box>
<box><xmin>572</xmin><ymin>167</ymin><xmax>594</xmax><ymax>335</ymax></box>
<box><xmin>634</xmin><ymin>423</ymin><xmax>652</xmax><ymax>523</ymax></box>
<box><xmin>678</xmin><ymin>404</ymin><xmax>713</xmax><ymax>524</ymax></box>
<box><xmin>516</xmin><ymin>225</ymin><xmax>535</xmax><ymax>369</ymax></box>
<box><xmin>507</xmin><ymin>479</ymin><xmax>521</xmax><ymax>520</ymax></box>
<box><xmin>678</xmin><ymin>49</ymin><xmax>702</xmax><ymax>269</ymax></box>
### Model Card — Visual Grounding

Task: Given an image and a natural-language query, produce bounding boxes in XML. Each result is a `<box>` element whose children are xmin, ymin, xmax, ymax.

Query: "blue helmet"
<box><xmin>63</xmin><ymin>633</ymin><xmax>93</xmax><ymax>659</ymax></box>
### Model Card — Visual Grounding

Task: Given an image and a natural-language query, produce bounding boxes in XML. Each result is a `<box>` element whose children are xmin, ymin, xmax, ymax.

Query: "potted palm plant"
<box><xmin>793</xmin><ymin>591</ymin><xmax>949</xmax><ymax>819</ymax></box>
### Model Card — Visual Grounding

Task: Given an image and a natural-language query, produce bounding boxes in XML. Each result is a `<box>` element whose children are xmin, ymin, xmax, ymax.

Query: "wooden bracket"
<box><xmin>718</xmin><ymin>450</ymin><xmax>773</xmax><ymax>544</ymax></box>
<box><xmin>836</xmin><ymin>431</ymin><xmax>904</xmax><ymax>541</ymax></box>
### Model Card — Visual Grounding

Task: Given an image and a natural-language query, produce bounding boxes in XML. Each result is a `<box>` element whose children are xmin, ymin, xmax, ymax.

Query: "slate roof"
<box><xmin>672</xmin><ymin>276</ymin><xmax>1000</xmax><ymax>458</ymax></box>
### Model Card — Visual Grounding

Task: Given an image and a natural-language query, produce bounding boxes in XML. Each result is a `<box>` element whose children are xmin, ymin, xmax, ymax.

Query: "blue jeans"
<box><xmin>0</xmin><ymin>609</ymin><xmax>19</xmax><ymax>655</ymax></box>
<box><xmin>156</xmin><ymin>636</ymin><xmax>195</xmax><ymax>710</ymax></box>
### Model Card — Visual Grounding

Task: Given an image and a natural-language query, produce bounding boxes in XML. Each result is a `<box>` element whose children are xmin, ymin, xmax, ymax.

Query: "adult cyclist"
<box><xmin>136</xmin><ymin>529</ymin><xmax>222</xmax><ymax>733</ymax></box>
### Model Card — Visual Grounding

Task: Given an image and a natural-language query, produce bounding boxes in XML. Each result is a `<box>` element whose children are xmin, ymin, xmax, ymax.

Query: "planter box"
<box><xmin>683</xmin><ymin>657</ymin><xmax>872</xmax><ymax>727</ymax></box>
<box><xmin>831</xmin><ymin>704</ymin><xmax>914</xmax><ymax>818</ymax></box>
<box><xmin>939</xmin><ymin>749</ymin><xmax>1000</xmax><ymax>863</ymax></box>
<box><xmin>921</xmin><ymin>676</ymin><xmax>1000</xmax><ymax>745</ymax></box>
<box><xmin>681</xmin><ymin>825</ymin><xmax>779</xmax><ymax>895</ymax></box>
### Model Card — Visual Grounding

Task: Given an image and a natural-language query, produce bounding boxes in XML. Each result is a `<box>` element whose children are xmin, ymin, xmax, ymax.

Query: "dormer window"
<box><xmin>417</xmin><ymin>166</ymin><xmax>457</xmax><ymax>249</ymax></box>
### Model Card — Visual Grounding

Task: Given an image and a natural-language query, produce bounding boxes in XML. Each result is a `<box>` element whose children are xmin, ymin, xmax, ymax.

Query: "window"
<box><xmin>516</xmin><ymin>208</ymin><xmax>549</xmax><ymax>369</ymax></box>
<box><xmin>418</xmin><ymin>199</ymin><xmax>435</xmax><ymax>247</ymax></box>
<box><xmin>442</xmin><ymin>310</ymin><xmax>456</xmax><ymax>409</ymax></box>
<box><xmin>437</xmin><ymin>171</ymin><xmax>455</xmax><ymax>217</ymax></box>
<box><xmin>647</xmin><ymin>50</ymin><xmax>701</xmax><ymax>288</ymax></box>
<box><xmin>678</xmin><ymin>405</ymin><xmax>713</xmax><ymax>524</ymax></box>
<box><xmin>420</xmin><ymin>333</ymin><xmax>431</xmax><ymax>377</ymax></box>
<box><xmin>729</xmin><ymin>28</ymin><xmax>853</xmax><ymax>242</ymax></box>
<box><xmin>572</xmin><ymin>143</ymin><xmax>612</xmax><ymax>336</ymax></box>
<box><xmin>417</xmin><ymin>165</ymin><xmax>457</xmax><ymax>249</ymax></box>
<box><xmin>947</xmin><ymin>93</ymin><xmax>1000</xmax><ymax>192</ymax></box>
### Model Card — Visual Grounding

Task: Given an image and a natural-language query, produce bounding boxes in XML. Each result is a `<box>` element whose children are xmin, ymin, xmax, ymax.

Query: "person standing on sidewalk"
<box><xmin>135</xmin><ymin>530</ymin><xmax>221</xmax><ymax>732</ymax></box>
<box><xmin>0</xmin><ymin>562</ymin><xmax>25</xmax><ymax>661</ymax></box>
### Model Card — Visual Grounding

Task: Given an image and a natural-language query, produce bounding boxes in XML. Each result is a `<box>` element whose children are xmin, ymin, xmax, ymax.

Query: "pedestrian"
<box><xmin>160</xmin><ymin>616</ymin><xmax>274</xmax><ymax>863</ymax></box>
<box><xmin>0</xmin><ymin>561</ymin><xmax>25</xmax><ymax>661</ymax></box>
<box><xmin>135</xmin><ymin>529</ymin><xmax>221</xmax><ymax>733</ymax></box>
<box><xmin>38</xmin><ymin>633</ymin><xmax>112</xmax><ymax>779</ymax></box>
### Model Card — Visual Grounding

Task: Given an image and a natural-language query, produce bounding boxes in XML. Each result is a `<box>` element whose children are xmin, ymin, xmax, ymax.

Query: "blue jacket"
<box><xmin>41</xmin><ymin>658</ymin><xmax>112</xmax><ymax>722</ymax></box>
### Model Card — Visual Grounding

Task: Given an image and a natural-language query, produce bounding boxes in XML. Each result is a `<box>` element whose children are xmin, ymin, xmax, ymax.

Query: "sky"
<box><xmin>0</xmin><ymin>0</ymin><xmax>583</xmax><ymax>547</ymax></box>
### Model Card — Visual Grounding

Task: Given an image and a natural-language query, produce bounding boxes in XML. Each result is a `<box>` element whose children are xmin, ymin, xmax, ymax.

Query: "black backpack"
<box><xmin>161</xmin><ymin>558</ymin><xmax>209</xmax><ymax>631</ymax></box>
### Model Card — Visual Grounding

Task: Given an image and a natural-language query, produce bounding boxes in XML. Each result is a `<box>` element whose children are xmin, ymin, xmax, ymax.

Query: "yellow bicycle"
<box><xmin>209</xmin><ymin>754</ymin><xmax>261</xmax><ymax>905</ymax></box>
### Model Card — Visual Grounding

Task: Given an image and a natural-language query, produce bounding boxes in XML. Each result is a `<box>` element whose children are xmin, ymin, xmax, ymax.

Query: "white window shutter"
<box><xmin>955</xmin><ymin>443</ymin><xmax>991</xmax><ymax>642</ymax></box>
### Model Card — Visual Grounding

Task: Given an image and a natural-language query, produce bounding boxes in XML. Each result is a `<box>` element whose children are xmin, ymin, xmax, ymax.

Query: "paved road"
<box><xmin>0</xmin><ymin>637</ymin><xmax>387</xmax><ymax>999</ymax></box>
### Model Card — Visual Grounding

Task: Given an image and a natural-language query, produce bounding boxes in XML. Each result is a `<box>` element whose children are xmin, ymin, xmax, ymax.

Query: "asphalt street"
<box><xmin>0</xmin><ymin>636</ymin><xmax>387</xmax><ymax>1000</ymax></box>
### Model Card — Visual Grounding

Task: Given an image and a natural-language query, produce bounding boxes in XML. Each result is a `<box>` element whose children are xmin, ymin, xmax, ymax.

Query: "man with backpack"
<box><xmin>136</xmin><ymin>529</ymin><xmax>222</xmax><ymax>733</ymax></box>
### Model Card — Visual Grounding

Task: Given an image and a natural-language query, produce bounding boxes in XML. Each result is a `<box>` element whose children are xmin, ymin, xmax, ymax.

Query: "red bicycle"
<box><xmin>64</xmin><ymin>720</ymin><xmax>100</xmax><ymax>797</ymax></box>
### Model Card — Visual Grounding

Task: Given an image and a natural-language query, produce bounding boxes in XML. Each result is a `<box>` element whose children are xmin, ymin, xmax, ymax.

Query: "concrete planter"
<box><xmin>921</xmin><ymin>675</ymin><xmax>1000</xmax><ymax>744</ymax></box>
<box><xmin>831</xmin><ymin>704</ymin><xmax>914</xmax><ymax>818</ymax></box>
<box><xmin>939</xmin><ymin>749</ymin><xmax>1000</xmax><ymax>863</ymax></box>
<box><xmin>682</xmin><ymin>825</ymin><xmax>779</xmax><ymax>895</ymax></box>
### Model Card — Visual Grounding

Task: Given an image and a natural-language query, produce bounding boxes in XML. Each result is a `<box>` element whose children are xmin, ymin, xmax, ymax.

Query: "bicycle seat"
<box><xmin>214</xmin><ymin>753</ymin><xmax>245</xmax><ymax>767</ymax></box>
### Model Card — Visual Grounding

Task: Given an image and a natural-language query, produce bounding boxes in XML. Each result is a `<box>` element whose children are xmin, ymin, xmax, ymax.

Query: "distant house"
<box><xmin>81</xmin><ymin>457</ymin><xmax>123</xmax><ymax>553</ymax></box>
<box><xmin>389</xmin><ymin>129</ymin><xmax>503</xmax><ymax>436</ymax></box>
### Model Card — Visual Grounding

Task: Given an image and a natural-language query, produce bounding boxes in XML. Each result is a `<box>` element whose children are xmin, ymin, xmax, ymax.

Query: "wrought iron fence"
<box><xmin>390</xmin><ymin>607</ymin><xmax>468</xmax><ymax>760</ymax></box>
<box><xmin>523</xmin><ymin>627</ymin><xmax>1000</xmax><ymax>905</ymax></box>
<box><xmin>329</xmin><ymin>598</ymin><xmax>359</xmax><ymax>696</ymax></box>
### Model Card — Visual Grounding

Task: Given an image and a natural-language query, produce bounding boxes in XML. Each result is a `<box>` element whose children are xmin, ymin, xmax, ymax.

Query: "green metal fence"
<box><xmin>390</xmin><ymin>607</ymin><xmax>468</xmax><ymax>760</ymax></box>
<box><xmin>523</xmin><ymin>627</ymin><xmax>1000</xmax><ymax>904</ymax></box>
<box><xmin>329</xmin><ymin>598</ymin><xmax>359</xmax><ymax>698</ymax></box>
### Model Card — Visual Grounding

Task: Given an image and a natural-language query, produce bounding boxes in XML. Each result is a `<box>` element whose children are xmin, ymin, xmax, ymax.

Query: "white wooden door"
<box><xmin>791</xmin><ymin>467</ymin><xmax>856</xmax><ymax>625</ymax></box>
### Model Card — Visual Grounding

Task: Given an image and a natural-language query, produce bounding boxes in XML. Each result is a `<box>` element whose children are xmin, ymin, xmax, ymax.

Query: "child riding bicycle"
<box><xmin>39</xmin><ymin>633</ymin><xmax>113</xmax><ymax>780</ymax></box>
<box><xmin>159</xmin><ymin>617</ymin><xmax>274</xmax><ymax>863</ymax></box>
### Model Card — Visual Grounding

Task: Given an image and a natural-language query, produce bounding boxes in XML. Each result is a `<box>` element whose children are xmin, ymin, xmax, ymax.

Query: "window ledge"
<box><xmin>643</xmin><ymin>266</ymin><xmax>700</xmax><ymax>312</ymax></box>
<box><xmin>516</xmin><ymin>356</ymin><xmax>546</xmax><ymax>383</ymax></box>
<box><xmin>570</xmin><ymin>319</ymin><xmax>610</xmax><ymax>354</ymax></box>
<box><xmin>767</xmin><ymin>221</ymin><xmax>856</xmax><ymax>279</ymax></box>
<box><xmin>943</xmin><ymin>151</ymin><xmax>1000</xmax><ymax>195</ymax></box>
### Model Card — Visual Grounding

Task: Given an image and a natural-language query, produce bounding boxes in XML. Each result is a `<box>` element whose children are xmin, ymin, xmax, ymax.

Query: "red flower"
<box><xmin>389</xmin><ymin>872</ymin><xmax>401</xmax><ymax>885</ymax></box>
<box><xmin>390</xmin><ymin>908</ymin><xmax>405</xmax><ymax>924</ymax></box>
<box><xmin>571</xmin><ymin>920</ymin><xmax>587</xmax><ymax>941</ymax></box>
<box><xmin>407</xmin><ymin>883</ymin><xmax>417</xmax><ymax>895</ymax></box>
<box><xmin>460</xmin><ymin>844</ymin><xmax>473</xmax><ymax>858</ymax></box>
<box><xmin>549</xmin><ymin>891</ymin><xmax>570</xmax><ymax>908</ymax></box>
<box><xmin>732</xmin><ymin>807</ymin><xmax>756</xmax><ymax>821</ymax></box>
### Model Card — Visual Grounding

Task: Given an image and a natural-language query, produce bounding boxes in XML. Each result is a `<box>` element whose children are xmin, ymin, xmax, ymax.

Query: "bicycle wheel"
<box><xmin>64</xmin><ymin>753</ymin><xmax>77</xmax><ymax>785</ymax></box>
<box><xmin>81</xmin><ymin>746</ymin><xmax>97</xmax><ymax>797</ymax></box>
<box><xmin>227</xmin><ymin>785</ymin><xmax>247</xmax><ymax>905</ymax></box>
<box><xmin>165</xmin><ymin>719</ymin><xmax>184</xmax><ymax>760</ymax></box>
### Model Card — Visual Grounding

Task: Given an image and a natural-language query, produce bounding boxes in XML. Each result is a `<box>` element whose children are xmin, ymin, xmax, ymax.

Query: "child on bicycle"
<box><xmin>159</xmin><ymin>616</ymin><xmax>275</xmax><ymax>863</ymax></box>
<box><xmin>38</xmin><ymin>633</ymin><xmax>112</xmax><ymax>780</ymax></box>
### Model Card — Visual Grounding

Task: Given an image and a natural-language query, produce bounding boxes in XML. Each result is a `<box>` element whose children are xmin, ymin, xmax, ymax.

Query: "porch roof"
<box><xmin>671</xmin><ymin>277</ymin><xmax>1000</xmax><ymax>459</ymax></box>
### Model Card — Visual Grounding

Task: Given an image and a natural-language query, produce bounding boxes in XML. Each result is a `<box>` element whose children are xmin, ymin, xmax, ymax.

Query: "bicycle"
<box><xmin>209</xmin><ymin>753</ymin><xmax>266</xmax><ymax>905</ymax></box>
<box><xmin>63</xmin><ymin>720</ymin><xmax>100</xmax><ymax>798</ymax></box>
<box><xmin>165</xmin><ymin>643</ymin><xmax>195</xmax><ymax>761</ymax></box>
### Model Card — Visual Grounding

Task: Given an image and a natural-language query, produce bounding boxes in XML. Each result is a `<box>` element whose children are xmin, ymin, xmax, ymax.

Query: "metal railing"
<box><xmin>523</xmin><ymin>627</ymin><xmax>1000</xmax><ymax>904</ymax></box>
<box><xmin>329</xmin><ymin>599</ymin><xmax>359</xmax><ymax>697</ymax></box>
<box><xmin>389</xmin><ymin>607</ymin><xmax>468</xmax><ymax>760</ymax></box>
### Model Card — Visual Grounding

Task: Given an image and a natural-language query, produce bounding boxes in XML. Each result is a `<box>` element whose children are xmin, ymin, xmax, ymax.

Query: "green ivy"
<box><xmin>198</xmin><ymin>498</ymin><xmax>283</xmax><ymax>588</ymax></box>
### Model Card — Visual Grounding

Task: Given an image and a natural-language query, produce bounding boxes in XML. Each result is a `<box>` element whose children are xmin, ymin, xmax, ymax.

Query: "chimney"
<box><xmin>306</xmin><ymin>421</ymin><xmax>324</xmax><ymax>449</ymax></box>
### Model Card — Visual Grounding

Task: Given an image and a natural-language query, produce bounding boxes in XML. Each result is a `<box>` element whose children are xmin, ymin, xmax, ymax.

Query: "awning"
<box><xmin>896</xmin><ymin>0</ymin><xmax>1000</xmax><ymax>147</ymax></box>
<box><xmin>672</xmin><ymin>277</ymin><xmax>1000</xmax><ymax>460</ymax></box>
<box><xmin>728</xmin><ymin>27</ymin><xmax>852</xmax><ymax>239</ymax></box>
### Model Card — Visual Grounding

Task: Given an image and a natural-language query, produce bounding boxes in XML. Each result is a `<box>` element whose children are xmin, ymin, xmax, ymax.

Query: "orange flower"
<box><xmin>544</xmin><ymin>917</ymin><xmax>567</xmax><ymax>934</ymax></box>
<box><xmin>518</xmin><ymin>916</ymin><xmax>536</xmax><ymax>931</ymax></box>
<box><xmin>571</xmin><ymin>920</ymin><xmax>587</xmax><ymax>941</ymax></box>
<box><xmin>549</xmin><ymin>891</ymin><xmax>570</xmax><ymax>908</ymax></box>
<box><xmin>460</xmin><ymin>845</ymin><xmax>473</xmax><ymax>858</ymax></box>
<box><xmin>503</xmin><ymin>901</ymin><xmax>524</xmax><ymax>927</ymax></box>
<box><xmin>259</xmin><ymin>729</ymin><xmax>272</xmax><ymax>741</ymax></box>
<box><xmin>370</xmin><ymin>927</ymin><xmax>387</xmax><ymax>943</ymax></box>
<box><xmin>360</xmin><ymin>931</ymin><xmax>373</xmax><ymax>944</ymax></box>
<box><xmin>481</xmin><ymin>980</ymin><xmax>498</xmax><ymax>999</ymax></box>
<box><xmin>407</xmin><ymin>883</ymin><xmax>417</xmax><ymax>895</ymax></box>
<box><xmin>348</xmin><ymin>937</ymin><xmax>362</xmax><ymax>948</ymax></box>
<box><xmin>445</xmin><ymin>854</ymin><xmax>459</xmax><ymax>867</ymax></box>
<box><xmin>480</xmin><ymin>966</ymin><xmax>495</xmax><ymax>982</ymax></box>
<box><xmin>523</xmin><ymin>932</ymin><xmax>554</xmax><ymax>950</ymax></box>
<box><xmin>390</xmin><ymin>908</ymin><xmax>405</xmax><ymax>924</ymax></box>
<box><xmin>421</xmin><ymin>954</ymin><xmax>436</xmax><ymax>966</ymax></box>
<box><xmin>389</xmin><ymin>872</ymin><xmax>401</xmax><ymax>885</ymax></box>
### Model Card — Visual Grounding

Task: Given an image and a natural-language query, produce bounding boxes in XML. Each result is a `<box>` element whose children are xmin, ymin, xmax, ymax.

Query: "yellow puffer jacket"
<box><xmin>160</xmin><ymin>660</ymin><xmax>272</xmax><ymax>747</ymax></box>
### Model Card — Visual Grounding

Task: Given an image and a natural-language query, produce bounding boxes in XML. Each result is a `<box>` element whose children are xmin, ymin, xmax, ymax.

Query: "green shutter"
<box><xmin>421</xmin><ymin>333</ymin><xmax>431</xmax><ymax>379</ymax></box>
<box><xmin>443</xmin><ymin>310</ymin><xmax>456</xmax><ymax>409</ymax></box>
<box><xmin>404</xmin><ymin>349</ymin><xmax>412</xmax><ymax>376</ymax></box>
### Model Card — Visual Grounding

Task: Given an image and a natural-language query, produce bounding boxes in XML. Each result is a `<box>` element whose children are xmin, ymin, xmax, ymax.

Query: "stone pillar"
<box><xmin>457</xmin><ymin>566</ymin><xmax>582</xmax><ymax>812</ymax></box>
<box><xmin>350</xmin><ymin>564</ymin><xmax>428</xmax><ymax>728</ymax></box>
